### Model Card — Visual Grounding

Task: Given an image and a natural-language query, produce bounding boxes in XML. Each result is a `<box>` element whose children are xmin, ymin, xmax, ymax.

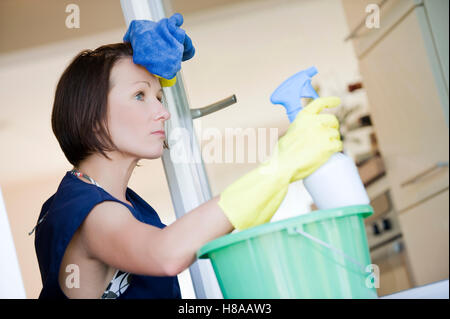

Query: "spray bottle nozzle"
<box><xmin>270</xmin><ymin>66</ymin><xmax>319</xmax><ymax>123</ymax></box>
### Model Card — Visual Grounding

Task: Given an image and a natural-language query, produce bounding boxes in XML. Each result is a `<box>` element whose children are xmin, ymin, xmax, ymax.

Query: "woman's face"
<box><xmin>107</xmin><ymin>57</ymin><xmax>170</xmax><ymax>160</ymax></box>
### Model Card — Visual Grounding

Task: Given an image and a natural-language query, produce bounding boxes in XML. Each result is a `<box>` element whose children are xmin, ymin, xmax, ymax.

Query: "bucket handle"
<box><xmin>293</xmin><ymin>227</ymin><xmax>371</xmax><ymax>275</ymax></box>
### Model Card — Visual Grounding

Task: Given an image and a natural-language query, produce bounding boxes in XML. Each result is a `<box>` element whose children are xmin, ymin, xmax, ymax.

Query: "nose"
<box><xmin>154</xmin><ymin>102</ymin><xmax>171</xmax><ymax>122</ymax></box>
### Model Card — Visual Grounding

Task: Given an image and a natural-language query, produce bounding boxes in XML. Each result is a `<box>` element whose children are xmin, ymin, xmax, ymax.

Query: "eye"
<box><xmin>134</xmin><ymin>91</ymin><xmax>145</xmax><ymax>101</ymax></box>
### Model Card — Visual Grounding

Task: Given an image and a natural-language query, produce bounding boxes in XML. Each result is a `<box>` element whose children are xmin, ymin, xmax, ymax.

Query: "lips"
<box><xmin>151</xmin><ymin>130</ymin><xmax>166</xmax><ymax>137</ymax></box>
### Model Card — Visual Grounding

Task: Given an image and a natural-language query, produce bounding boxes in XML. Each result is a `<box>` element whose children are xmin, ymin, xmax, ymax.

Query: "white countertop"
<box><xmin>380</xmin><ymin>279</ymin><xmax>449</xmax><ymax>299</ymax></box>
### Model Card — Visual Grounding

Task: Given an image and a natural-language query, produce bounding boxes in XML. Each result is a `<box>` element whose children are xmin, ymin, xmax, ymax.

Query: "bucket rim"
<box><xmin>197</xmin><ymin>204</ymin><xmax>373</xmax><ymax>259</ymax></box>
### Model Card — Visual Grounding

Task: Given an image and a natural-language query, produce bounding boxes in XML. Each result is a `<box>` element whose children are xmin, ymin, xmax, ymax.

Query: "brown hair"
<box><xmin>51</xmin><ymin>42</ymin><xmax>168</xmax><ymax>167</ymax></box>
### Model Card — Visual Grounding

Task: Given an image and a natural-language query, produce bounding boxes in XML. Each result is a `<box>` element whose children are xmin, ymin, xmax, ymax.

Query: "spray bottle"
<box><xmin>270</xmin><ymin>66</ymin><xmax>370</xmax><ymax>210</ymax></box>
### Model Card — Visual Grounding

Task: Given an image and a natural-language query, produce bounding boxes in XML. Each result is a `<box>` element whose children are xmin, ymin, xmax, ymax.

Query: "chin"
<box><xmin>150</xmin><ymin>152</ymin><xmax>164</xmax><ymax>159</ymax></box>
<box><xmin>142</xmin><ymin>147</ymin><xmax>165</xmax><ymax>159</ymax></box>
<box><xmin>124</xmin><ymin>140</ymin><xmax>165</xmax><ymax>160</ymax></box>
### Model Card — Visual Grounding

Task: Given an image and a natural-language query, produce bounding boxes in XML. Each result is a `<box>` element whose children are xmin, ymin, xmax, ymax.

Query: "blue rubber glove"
<box><xmin>123</xmin><ymin>13</ymin><xmax>195</xmax><ymax>86</ymax></box>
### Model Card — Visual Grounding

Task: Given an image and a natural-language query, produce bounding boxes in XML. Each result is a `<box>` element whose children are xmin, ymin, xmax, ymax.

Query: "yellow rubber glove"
<box><xmin>218</xmin><ymin>97</ymin><xmax>343</xmax><ymax>230</ymax></box>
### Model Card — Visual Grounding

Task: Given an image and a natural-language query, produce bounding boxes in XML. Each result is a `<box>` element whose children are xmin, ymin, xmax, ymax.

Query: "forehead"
<box><xmin>109</xmin><ymin>57</ymin><xmax>159</xmax><ymax>88</ymax></box>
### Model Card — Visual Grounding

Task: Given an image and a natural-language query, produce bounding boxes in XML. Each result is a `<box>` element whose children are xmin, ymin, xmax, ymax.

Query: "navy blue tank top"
<box><xmin>34</xmin><ymin>171</ymin><xmax>181</xmax><ymax>299</ymax></box>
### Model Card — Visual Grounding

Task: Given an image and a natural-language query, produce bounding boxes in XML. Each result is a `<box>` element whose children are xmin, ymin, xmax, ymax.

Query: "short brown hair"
<box><xmin>52</xmin><ymin>42</ymin><xmax>168</xmax><ymax>167</ymax></box>
<box><xmin>52</xmin><ymin>42</ymin><xmax>132</xmax><ymax>167</ymax></box>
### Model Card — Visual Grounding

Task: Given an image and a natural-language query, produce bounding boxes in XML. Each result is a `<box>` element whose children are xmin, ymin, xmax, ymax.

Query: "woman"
<box><xmin>33</xmin><ymin>16</ymin><xmax>342</xmax><ymax>299</ymax></box>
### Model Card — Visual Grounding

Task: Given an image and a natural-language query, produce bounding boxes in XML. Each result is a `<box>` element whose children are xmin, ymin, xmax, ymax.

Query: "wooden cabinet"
<box><xmin>342</xmin><ymin>0</ymin><xmax>417</xmax><ymax>58</ymax></box>
<box><xmin>342</xmin><ymin>0</ymin><xmax>449</xmax><ymax>288</ymax></box>
<box><xmin>398</xmin><ymin>190</ymin><xmax>449</xmax><ymax>286</ymax></box>
<box><xmin>357</xmin><ymin>8</ymin><xmax>449</xmax><ymax>212</ymax></box>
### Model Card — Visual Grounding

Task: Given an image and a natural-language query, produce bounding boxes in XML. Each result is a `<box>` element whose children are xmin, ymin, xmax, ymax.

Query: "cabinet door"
<box><xmin>358</xmin><ymin>8</ymin><xmax>449</xmax><ymax>212</ymax></box>
<box><xmin>341</xmin><ymin>0</ymin><xmax>417</xmax><ymax>58</ymax></box>
<box><xmin>398</xmin><ymin>190</ymin><xmax>449</xmax><ymax>286</ymax></box>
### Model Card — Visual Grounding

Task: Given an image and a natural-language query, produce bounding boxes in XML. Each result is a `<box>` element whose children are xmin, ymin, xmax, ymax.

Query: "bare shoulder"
<box><xmin>78</xmin><ymin>200</ymin><xmax>138</xmax><ymax>259</ymax></box>
<box><xmin>78</xmin><ymin>200</ymin><xmax>168</xmax><ymax>276</ymax></box>
<box><xmin>81</xmin><ymin>201</ymin><xmax>132</xmax><ymax>235</ymax></box>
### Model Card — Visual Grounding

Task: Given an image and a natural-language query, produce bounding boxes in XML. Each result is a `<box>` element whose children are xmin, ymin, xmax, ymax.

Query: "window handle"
<box><xmin>190</xmin><ymin>95</ymin><xmax>237</xmax><ymax>119</ymax></box>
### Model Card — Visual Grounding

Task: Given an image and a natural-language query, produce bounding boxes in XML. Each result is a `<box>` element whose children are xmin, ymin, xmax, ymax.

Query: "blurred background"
<box><xmin>0</xmin><ymin>0</ymin><xmax>448</xmax><ymax>298</ymax></box>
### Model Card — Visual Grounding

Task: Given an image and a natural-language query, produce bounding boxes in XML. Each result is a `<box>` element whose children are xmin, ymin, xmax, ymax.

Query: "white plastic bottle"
<box><xmin>303</xmin><ymin>153</ymin><xmax>370</xmax><ymax>210</ymax></box>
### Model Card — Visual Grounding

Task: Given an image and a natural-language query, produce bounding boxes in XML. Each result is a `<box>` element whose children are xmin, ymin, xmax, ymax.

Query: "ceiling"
<box><xmin>0</xmin><ymin>0</ymin><xmax>260</xmax><ymax>54</ymax></box>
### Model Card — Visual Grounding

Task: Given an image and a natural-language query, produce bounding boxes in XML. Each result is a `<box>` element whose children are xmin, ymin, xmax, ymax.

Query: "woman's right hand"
<box><xmin>273</xmin><ymin>96</ymin><xmax>343</xmax><ymax>183</ymax></box>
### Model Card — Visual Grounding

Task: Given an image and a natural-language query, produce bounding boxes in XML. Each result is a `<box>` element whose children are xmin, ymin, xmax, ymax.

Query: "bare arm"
<box><xmin>161</xmin><ymin>195</ymin><xmax>234</xmax><ymax>275</ymax></box>
<box><xmin>80</xmin><ymin>194</ymin><xmax>233</xmax><ymax>277</ymax></box>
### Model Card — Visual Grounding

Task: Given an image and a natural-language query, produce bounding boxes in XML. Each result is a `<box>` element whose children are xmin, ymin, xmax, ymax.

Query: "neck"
<box><xmin>75</xmin><ymin>152</ymin><xmax>139</xmax><ymax>204</ymax></box>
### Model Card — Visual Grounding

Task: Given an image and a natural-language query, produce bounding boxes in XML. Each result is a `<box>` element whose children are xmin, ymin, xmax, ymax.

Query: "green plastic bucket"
<box><xmin>197</xmin><ymin>205</ymin><xmax>378</xmax><ymax>299</ymax></box>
